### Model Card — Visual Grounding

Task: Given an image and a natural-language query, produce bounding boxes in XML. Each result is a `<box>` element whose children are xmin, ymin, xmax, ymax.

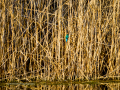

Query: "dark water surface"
<box><xmin>0</xmin><ymin>81</ymin><xmax>120</xmax><ymax>90</ymax></box>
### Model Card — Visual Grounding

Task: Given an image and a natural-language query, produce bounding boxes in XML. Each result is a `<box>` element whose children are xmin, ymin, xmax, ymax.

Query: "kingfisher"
<box><xmin>65</xmin><ymin>34</ymin><xmax>69</xmax><ymax>42</ymax></box>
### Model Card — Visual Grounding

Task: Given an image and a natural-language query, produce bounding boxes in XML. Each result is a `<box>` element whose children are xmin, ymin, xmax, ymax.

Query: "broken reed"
<box><xmin>0</xmin><ymin>0</ymin><xmax>120</xmax><ymax>82</ymax></box>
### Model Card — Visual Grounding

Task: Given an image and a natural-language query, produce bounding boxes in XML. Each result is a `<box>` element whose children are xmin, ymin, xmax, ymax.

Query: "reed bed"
<box><xmin>0</xmin><ymin>0</ymin><xmax>120</xmax><ymax>82</ymax></box>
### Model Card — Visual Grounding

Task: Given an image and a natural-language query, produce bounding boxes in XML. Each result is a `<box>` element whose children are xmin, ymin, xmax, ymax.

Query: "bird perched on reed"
<box><xmin>65</xmin><ymin>34</ymin><xmax>69</xmax><ymax>42</ymax></box>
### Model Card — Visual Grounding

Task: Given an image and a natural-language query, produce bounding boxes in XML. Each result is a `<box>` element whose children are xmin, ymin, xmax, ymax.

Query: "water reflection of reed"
<box><xmin>0</xmin><ymin>0</ymin><xmax>120</xmax><ymax>82</ymax></box>
<box><xmin>0</xmin><ymin>83</ymin><xmax>120</xmax><ymax>90</ymax></box>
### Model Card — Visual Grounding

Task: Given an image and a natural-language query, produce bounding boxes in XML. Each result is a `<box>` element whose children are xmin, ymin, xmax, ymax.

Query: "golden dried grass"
<box><xmin>0</xmin><ymin>0</ymin><xmax>120</xmax><ymax>82</ymax></box>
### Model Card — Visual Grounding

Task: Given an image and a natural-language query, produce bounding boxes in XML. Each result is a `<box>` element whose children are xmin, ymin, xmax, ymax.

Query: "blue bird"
<box><xmin>65</xmin><ymin>34</ymin><xmax>69</xmax><ymax>42</ymax></box>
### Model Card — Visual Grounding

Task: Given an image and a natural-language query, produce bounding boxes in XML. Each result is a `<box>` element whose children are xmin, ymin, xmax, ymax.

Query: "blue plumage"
<box><xmin>65</xmin><ymin>34</ymin><xmax>69</xmax><ymax>42</ymax></box>
<box><xmin>66</xmin><ymin>39</ymin><xmax>68</xmax><ymax>42</ymax></box>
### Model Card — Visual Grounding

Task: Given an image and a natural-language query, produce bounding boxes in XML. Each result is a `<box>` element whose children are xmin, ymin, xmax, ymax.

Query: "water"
<box><xmin>0</xmin><ymin>81</ymin><xmax>120</xmax><ymax>90</ymax></box>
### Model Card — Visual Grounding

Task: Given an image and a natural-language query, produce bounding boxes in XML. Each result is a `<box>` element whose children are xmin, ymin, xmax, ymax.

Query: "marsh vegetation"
<box><xmin>0</xmin><ymin>0</ymin><xmax>120</xmax><ymax>82</ymax></box>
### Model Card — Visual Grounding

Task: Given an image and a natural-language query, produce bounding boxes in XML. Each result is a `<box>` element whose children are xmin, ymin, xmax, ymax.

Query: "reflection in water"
<box><xmin>0</xmin><ymin>83</ymin><xmax>120</xmax><ymax>90</ymax></box>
